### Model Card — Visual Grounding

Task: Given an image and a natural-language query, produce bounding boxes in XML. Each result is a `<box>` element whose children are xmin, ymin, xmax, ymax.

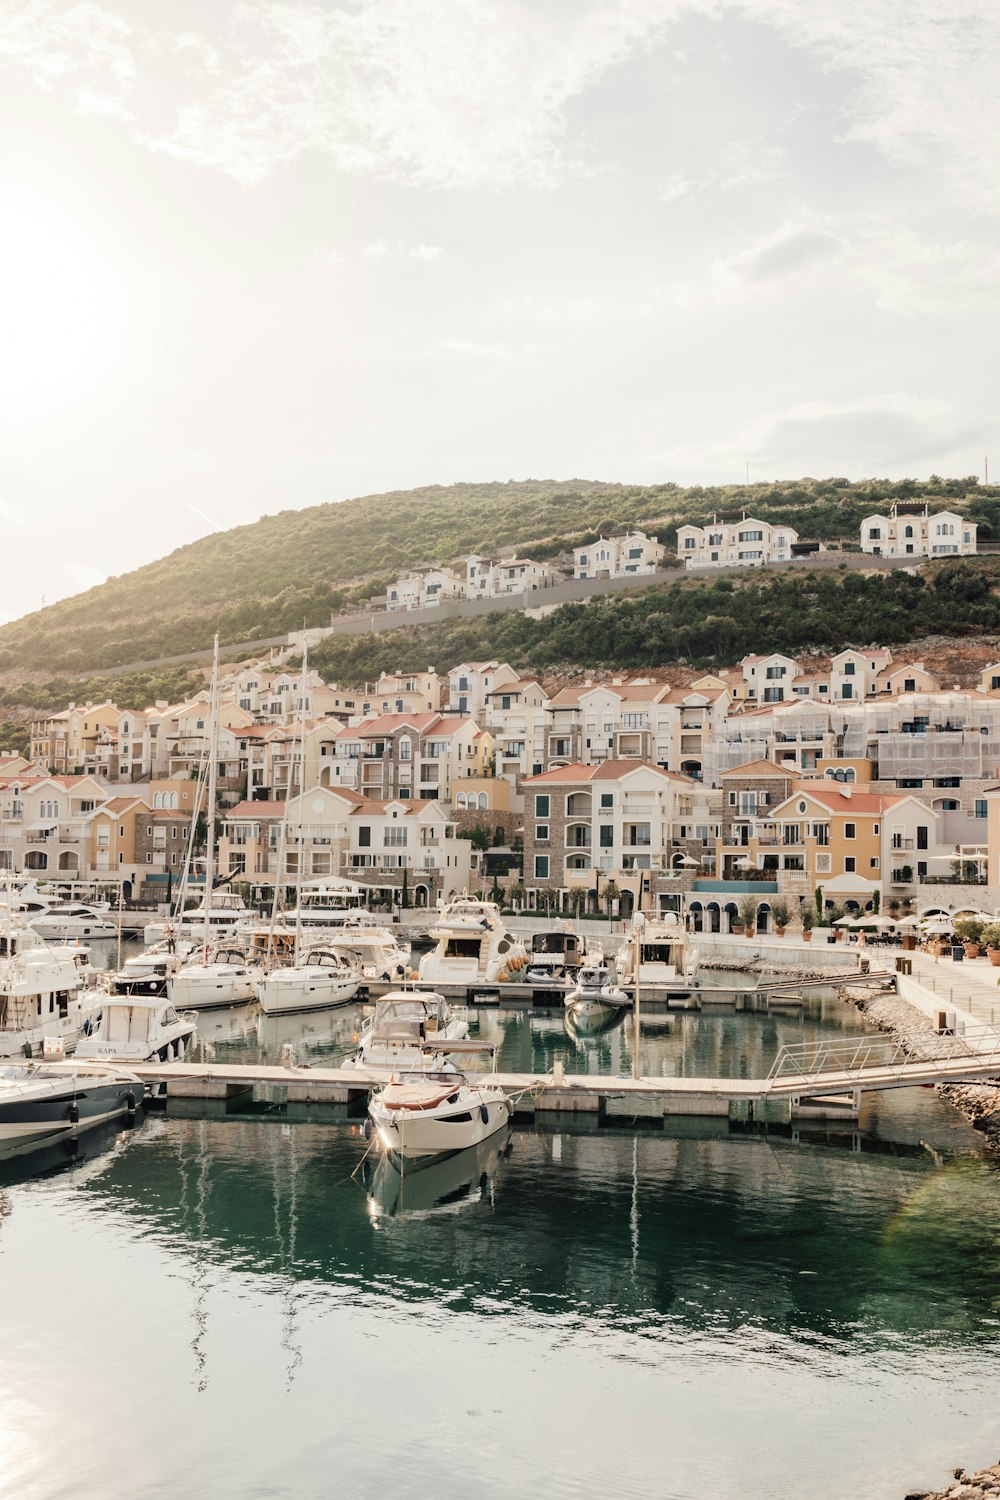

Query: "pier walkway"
<box><xmin>97</xmin><ymin>1016</ymin><xmax>1000</xmax><ymax>1122</ymax></box>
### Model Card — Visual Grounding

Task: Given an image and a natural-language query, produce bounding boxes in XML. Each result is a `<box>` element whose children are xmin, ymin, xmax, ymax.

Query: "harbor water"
<box><xmin>2</xmin><ymin>959</ymin><xmax>1000</xmax><ymax>1498</ymax></box>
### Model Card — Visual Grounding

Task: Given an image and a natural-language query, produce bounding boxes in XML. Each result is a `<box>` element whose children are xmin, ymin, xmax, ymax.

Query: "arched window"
<box><xmin>169</xmin><ymin>792</ymin><xmax>178</xmax><ymax>809</ymax></box>
<box><xmin>456</xmin><ymin>793</ymin><xmax>466</xmax><ymax>809</ymax></box>
<box><xmin>478</xmin><ymin>792</ymin><xmax>489</xmax><ymax>810</ymax></box>
<box><xmin>153</xmin><ymin>792</ymin><xmax>162</xmax><ymax>808</ymax></box>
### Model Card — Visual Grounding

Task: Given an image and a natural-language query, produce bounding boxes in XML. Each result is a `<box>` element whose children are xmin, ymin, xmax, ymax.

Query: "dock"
<box><xmin>71</xmin><ymin>1015</ymin><xmax>1000</xmax><ymax>1126</ymax></box>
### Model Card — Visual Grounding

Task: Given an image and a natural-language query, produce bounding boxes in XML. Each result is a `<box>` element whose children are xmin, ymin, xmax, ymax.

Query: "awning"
<box><xmin>25</xmin><ymin>822</ymin><xmax>57</xmax><ymax>833</ymax></box>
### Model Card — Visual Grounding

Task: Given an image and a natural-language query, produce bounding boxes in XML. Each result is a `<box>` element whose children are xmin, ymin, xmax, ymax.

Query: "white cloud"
<box><xmin>410</xmin><ymin>244</ymin><xmax>444</xmax><ymax>262</ymax></box>
<box><xmin>362</xmin><ymin>239</ymin><xmax>389</xmax><ymax>262</ymax></box>
<box><xmin>670</xmin><ymin>393</ymin><xmax>985</xmax><ymax>477</ymax></box>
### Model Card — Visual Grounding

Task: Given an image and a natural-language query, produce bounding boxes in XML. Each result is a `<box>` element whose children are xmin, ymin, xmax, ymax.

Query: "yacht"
<box><xmin>0</xmin><ymin>919</ymin><xmax>100</xmax><ymax>1059</ymax></box>
<box><xmin>284</xmin><ymin>882</ymin><xmax>374</xmax><ymax>931</ymax></box>
<box><xmin>255</xmin><ymin>948</ymin><xmax>361</xmax><ymax>1016</ymax></box>
<box><xmin>102</xmin><ymin>942</ymin><xmax>193</xmax><ymax>999</ymax></box>
<box><xmin>564</xmin><ymin>962</ymin><xmax>629</xmax><ymax>1022</ymax></box>
<box><xmin>418</xmin><ymin>898</ymin><xmax>528</xmax><ymax>988</ymax></box>
<box><xmin>615</xmin><ymin>912</ymin><xmax>699</xmax><ymax>990</ymax></box>
<box><xmin>367</xmin><ymin>1068</ymin><xmax>512</xmax><ymax>1164</ymax></box>
<box><xmin>323</xmin><ymin>923</ymin><xmax>412</xmax><ymax>984</ymax></box>
<box><xmin>76</xmin><ymin>995</ymin><xmax>197</xmax><ymax>1064</ymax></box>
<box><xmin>0</xmin><ymin>1060</ymin><xmax>143</xmax><ymax>1147</ymax></box>
<box><xmin>167</xmin><ymin>947</ymin><xmax>258</xmax><ymax>1011</ymax></box>
<box><xmin>522</xmin><ymin>928</ymin><xmax>597</xmax><ymax>986</ymax></box>
<box><xmin>345</xmin><ymin>991</ymin><xmax>470</xmax><ymax>1075</ymax></box>
<box><xmin>144</xmin><ymin>893</ymin><xmax>249</xmax><ymax>947</ymax></box>
<box><xmin>20</xmin><ymin>901</ymin><xmax>118</xmax><ymax>943</ymax></box>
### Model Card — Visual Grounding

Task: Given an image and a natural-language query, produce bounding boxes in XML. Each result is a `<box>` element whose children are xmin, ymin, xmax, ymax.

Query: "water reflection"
<box><xmin>364</xmin><ymin>1126</ymin><xmax>514</xmax><ymax>1221</ymax></box>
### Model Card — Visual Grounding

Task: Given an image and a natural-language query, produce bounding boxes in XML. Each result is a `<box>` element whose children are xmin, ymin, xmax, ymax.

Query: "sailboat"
<box><xmin>255</xmin><ymin>644</ymin><xmax>361</xmax><ymax>1016</ymax></box>
<box><xmin>167</xmin><ymin>638</ymin><xmax>260</xmax><ymax>1012</ymax></box>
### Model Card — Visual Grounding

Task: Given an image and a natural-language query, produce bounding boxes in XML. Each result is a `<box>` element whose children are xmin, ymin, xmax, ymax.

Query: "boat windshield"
<box><xmin>442</xmin><ymin>937</ymin><xmax>481</xmax><ymax>959</ymax></box>
<box><xmin>532</xmin><ymin>933</ymin><xmax>568</xmax><ymax>955</ymax></box>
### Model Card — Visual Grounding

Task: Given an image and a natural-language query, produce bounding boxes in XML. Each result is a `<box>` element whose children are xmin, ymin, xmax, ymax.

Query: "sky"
<box><xmin>0</xmin><ymin>0</ymin><xmax>996</xmax><ymax>623</ymax></box>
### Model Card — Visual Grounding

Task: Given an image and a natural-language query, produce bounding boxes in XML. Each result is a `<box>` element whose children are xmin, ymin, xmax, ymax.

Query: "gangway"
<box><xmin>766</xmin><ymin>1020</ymin><xmax>1000</xmax><ymax>1098</ymax></box>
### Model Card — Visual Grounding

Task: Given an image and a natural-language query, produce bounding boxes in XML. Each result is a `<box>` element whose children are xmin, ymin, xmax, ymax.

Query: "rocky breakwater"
<box><xmin>906</xmin><ymin>1460</ymin><xmax>1000</xmax><ymax>1499</ymax></box>
<box><xmin>841</xmin><ymin>984</ymin><xmax>1000</xmax><ymax>1152</ymax></box>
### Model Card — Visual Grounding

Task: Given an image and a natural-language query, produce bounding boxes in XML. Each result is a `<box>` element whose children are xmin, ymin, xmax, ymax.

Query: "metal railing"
<box><xmin>768</xmin><ymin>1020</ymin><xmax>1000</xmax><ymax>1088</ymax></box>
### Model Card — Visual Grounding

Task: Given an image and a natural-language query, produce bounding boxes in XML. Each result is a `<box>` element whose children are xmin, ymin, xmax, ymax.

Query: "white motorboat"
<box><xmin>76</xmin><ymin>994</ymin><xmax>197</xmax><ymax>1064</ymax></box>
<box><xmin>0</xmin><ymin>918</ymin><xmax>100</xmax><ymax>1059</ymax></box>
<box><xmin>418</xmin><ymin>898</ymin><xmax>528</xmax><ymax>987</ymax></box>
<box><xmin>522</xmin><ymin>928</ymin><xmax>597</xmax><ymax>986</ymax></box>
<box><xmin>255</xmin><ymin>948</ymin><xmax>361</xmax><ymax>1015</ymax></box>
<box><xmin>346</xmin><ymin>991</ymin><xmax>470</xmax><ymax>1075</ymax></box>
<box><xmin>167</xmin><ymin>947</ymin><xmax>258</xmax><ymax>1010</ymax></box>
<box><xmin>144</xmin><ymin>893</ymin><xmax>250</xmax><ymax>947</ymax></box>
<box><xmin>615</xmin><ymin>912</ymin><xmax>699</xmax><ymax>989</ymax></box>
<box><xmin>367</xmin><ymin>1069</ymin><xmax>512</xmax><ymax>1164</ymax></box>
<box><xmin>0</xmin><ymin>1061</ymin><xmax>143</xmax><ymax>1146</ymax></box>
<box><xmin>103</xmin><ymin>943</ymin><xmax>190</xmax><ymax>999</ymax></box>
<box><xmin>283</xmin><ymin>882</ymin><xmax>375</xmax><ymax>931</ymax></box>
<box><xmin>323</xmin><ymin>923</ymin><xmax>412</xmax><ymax>984</ymax></box>
<box><xmin>564</xmin><ymin>962</ymin><xmax>629</xmax><ymax>1021</ymax></box>
<box><xmin>20</xmin><ymin>901</ymin><xmax>118</xmax><ymax>943</ymax></box>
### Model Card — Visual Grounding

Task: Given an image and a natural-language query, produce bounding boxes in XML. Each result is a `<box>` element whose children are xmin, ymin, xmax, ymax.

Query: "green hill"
<box><xmin>1</xmin><ymin>474</ymin><xmax>997</xmax><ymax>692</ymax></box>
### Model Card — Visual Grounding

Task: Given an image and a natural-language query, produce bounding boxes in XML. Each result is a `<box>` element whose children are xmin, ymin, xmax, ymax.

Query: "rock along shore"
<box><xmin>905</xmin><ymin>1460</ymin><xmax>1000</xmax><ymax>1499</ymax></box>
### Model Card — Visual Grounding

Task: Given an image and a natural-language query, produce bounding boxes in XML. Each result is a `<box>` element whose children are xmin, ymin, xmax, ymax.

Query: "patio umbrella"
<box><xmin>833</xmin><ymin>916</ymin><xmax>854</xmax><ymax>927</ymax></box>
<box><xmin>677</xmin><ymin>854</ymin><xmax>700</xmax><ymax>867</ymax></box>
<box><xmin>921</xmin><ymin>918</ymin><xmax>954</xmax><ymax>935</ymax></box>
<box><xmin>895</xmin><ymin>915</ymin><xmax>921</xmax><ymax>928</ymax></box>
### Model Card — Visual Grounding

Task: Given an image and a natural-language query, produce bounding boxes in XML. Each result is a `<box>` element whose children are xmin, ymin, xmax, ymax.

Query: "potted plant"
<box><xmin>829</xmin><ymin>904</ymin><xmax>846</xmax><ymax>941</ymax></box>
<box><xmin>737</xmin><ymin>894</ymin><xmax>759</xmax><ymax>938</ymax></box>
<box><xmin>800</xmin><ymin>907</ymin><xmax>814</xmax><ymax>943</ymax></box>
<box><xmin>770</xmin><ymin>898</ymin><xmax>790</xmax><ymax>937</ymax></box>
<box><xmin>981</xmin><ymin>922</ymin><xmax>1000</xmax><ymax>965</ymax></box>
<box><xmin>954</xmin><ymin>917</ymin><xmax>985</xmax><ymax>959</ymax></box>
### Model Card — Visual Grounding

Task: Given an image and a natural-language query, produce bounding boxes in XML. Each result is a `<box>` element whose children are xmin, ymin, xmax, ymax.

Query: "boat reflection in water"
<box><xmin>564</xmin><ymin>1002</ymin><xmax>627</xmax><ymax>1043</ymax></box>
<box><xmin>364</xmin><ymin>1125</ymin><xmax>513</xmax><ymax>1220</ymax></box>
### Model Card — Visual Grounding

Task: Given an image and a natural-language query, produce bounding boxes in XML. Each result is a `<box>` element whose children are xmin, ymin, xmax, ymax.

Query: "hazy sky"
<box><xmin>0</xmin><ymin>1</ymin><xmax>996</xmax><ymax>623</ymax></box>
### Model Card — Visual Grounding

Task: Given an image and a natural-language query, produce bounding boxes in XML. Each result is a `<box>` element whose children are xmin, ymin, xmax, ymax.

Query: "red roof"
<box><xmin>226</xmin><ymin>800</ymin><xmax>285</xmax><ymax>817</ymax></box>
<box><xmin>527</xmin><ymin>760</ymin><xmax>694</xmax><ymax>784</ymax></box>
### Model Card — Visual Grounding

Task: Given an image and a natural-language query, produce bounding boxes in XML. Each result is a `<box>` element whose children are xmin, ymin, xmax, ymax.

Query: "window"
<box><xmin>358</xmin><ymin>826</ymin><xmax>371</xmax><ymax>847</ymax></box>
<box><xmin>384</xmin><ymin>826</ymin><xmax>407</xmax><ymax>847</ymax></box>
<box><xmin>534</xmin><ymin>856</ymin><xmax>549</xmax><ymax>880</ymax></box>
<box><xmin>844</xmin><ymin>856</ymin><xmax>856</xmax><ymax>873</ymax></box>
<box><xmin>916</xmin><ymin>826</ymin><xmax>928</xmax><ymax>850</ymax></box>
<box><xmin>738</xmin><ymin>529</ymin><xmax>763</xmax><ymax>542</ymax></box>
<box><xmin>841</xmin><ymin>683</ymin><xmax>853</xmax><ymax>700</ymax></box>
<box><xmin>871</xmin><ymin>857</ymin><xmax>879</xmax><ymax>869</ymax></box>
<box><xmin>599</xmin><ymin>825</ymin><xmax>614</xmax><ymax>847</ymax></box>
<box><xmin>844</xmin><ymin>823</ymin><xmax>856</xmax><ymax>839</ymax></box>
<box><xmin>600</xmin><ymin>792</ymin><xmax>614</xmax><ymax>808</ymax></box>
<box><xmin>535</xmin><ymin>824</ymin><xmax>549</xmax><ymax>841</ymax></box>
<box><xmin>534</xmin><ymin>794</ymin><xmax>550</xmax><ymax>817</ymax></box>
<box><xmin>975</xmin><ymin>799</ymin><xmax>988</xmax><ymax>819</ymax></box>
<box><xmin>844</xmin><ymin>661</ymin><xmax>855</xmax><ymax>675</ymax></box>
<box><xmin>399</xmin><ymin>738</ymin><xmax>411</xmax><ymax>760</ymax></box>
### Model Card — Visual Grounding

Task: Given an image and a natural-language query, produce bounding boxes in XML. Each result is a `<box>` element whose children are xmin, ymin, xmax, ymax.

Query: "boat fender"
<box><xmin>22</xmin><ymin>1041</ymin><xmax>32</xmax><ymax>1059</ymax></box>
<box><xmin>125</xmin><ymin>1092</ymin><xmax>137</xmax><ymax>1113</ymax></box>
<box><xmin>479</xmin><ymin>1104</ymin><xmax>489</xmax><ymax>1124</ymax></box>
<box><xmin>362</xmin><ymin>1119</ymin><xmax>371</xmax><ymax>1140</ymax></box>
<box><xmin>352</xmin><ymin>1032</ymin><xmax>359</xmax><ymax>1044</ymax></box>
<box><xmin>504</xmin><ymin>1099</ymin><xmax>514</xmax><ymax>1118</ymax></box>
<box><xmin>68</xmin><ymin>1102</ymin><xmax>79</xmax><ymax>1124</ymax></box>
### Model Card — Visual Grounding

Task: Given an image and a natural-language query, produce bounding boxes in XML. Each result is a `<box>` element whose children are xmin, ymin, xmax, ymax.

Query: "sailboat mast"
<box><xmin>203</xmin><ymin>633</ymin><xmax>221</xmax><ymax>957</ymax></box>
<box><xmin>293</xmin><ymin>643</ymin><xmax>308</xmax><ymax>966</ymax></box>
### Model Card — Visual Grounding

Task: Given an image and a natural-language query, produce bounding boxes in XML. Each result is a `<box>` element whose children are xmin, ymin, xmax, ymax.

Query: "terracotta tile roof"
<box><xmin>226</xmin><ymin>800</ymin><xmax>285</xmax><ymax>817</ymax></box>
<box><xmin>96</xmin><ymin>797</ymin><xmax>145</xmax><ymax>814</ymax></box>
<box><xmin>720</xmin><ymin>759</ymin><xmax>794</xmax><ymax>777</ymax></box>
<box><xmin>527</xmin><ymin>760</ymin><xmax>694</xmax><ymax>784</ymax></box>
<box><xmin>349</xmin><ymin>798</ymin><xmax>436</xmax><ymax>816</ymax></box>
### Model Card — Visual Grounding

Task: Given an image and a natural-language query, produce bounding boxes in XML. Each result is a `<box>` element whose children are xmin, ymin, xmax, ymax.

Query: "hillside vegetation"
<box><xmin>2</xmin><ymin>474</ymin><xmax>998</xmax><ymax>680</ymax></box>
<box><xmin>309</xmin><ymin>557</ymin><xmax>1000</xmax><ymax>678</ymax></box>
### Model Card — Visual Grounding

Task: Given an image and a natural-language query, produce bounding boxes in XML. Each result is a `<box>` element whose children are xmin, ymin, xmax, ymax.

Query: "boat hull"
<box><xmin>0</xmin><ymin>1078</ymin><xmax>141</xmax><ymax>1147</ymax></box>
<box><xmin>167</xmin><ymin>971</ymin><xmax>257</xmax><ymax>1009</ymax></box>
<box><xmin>256</xmin><ymin>972</ymin><xmax>360</xmax><ymax>1015</ymax></box>
<box><xmin>370</xmin><ymin>1092</ymin><xmax>512</xmax><ymax>1164</ymax></box>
